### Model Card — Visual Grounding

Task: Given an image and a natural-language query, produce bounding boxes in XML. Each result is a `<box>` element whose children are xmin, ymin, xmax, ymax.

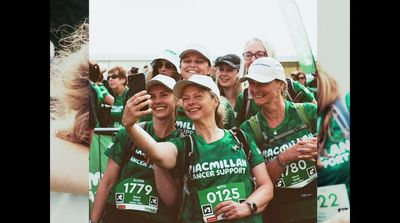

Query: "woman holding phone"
<box><xmin>122</xmin><ymin>74</ymin><xmax>274</xmax><ymax>223</ymax></box>
<box><xmin>91</xmin><ymin>75</ymin><xmax>181</xmax><ymax>223</ymax></box>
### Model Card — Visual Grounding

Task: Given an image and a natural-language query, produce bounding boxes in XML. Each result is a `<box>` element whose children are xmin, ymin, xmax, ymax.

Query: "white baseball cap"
<box><xmin>151</xmin><ymin>49</ymin><xmax>180</xmax><ymax>73</ymax></box>
<box><xmin>239</xmin><ymin>57</ymin><xmax>286</xmax><ymax>84</ymax></box>
<box><xmin>173</xmin><ymin>74</ymin><xmax>220</xmax><ymax>101</ymax></box>
<box><xmin>179</xmin><ymin>44</ymin><xmax>212</xmax><ymax>66</ymax></box>
<box><xmin>146</xmin><ymin>74</ymin><xmax>176</xmax><ymax>91</ymax></box>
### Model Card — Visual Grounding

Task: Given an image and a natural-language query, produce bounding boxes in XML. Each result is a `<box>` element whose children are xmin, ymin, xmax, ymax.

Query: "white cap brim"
<box><xmin>239</xmin><ymin>73</ymin><xmax>275</xmax><ymax>83</ymax></box>
<box><xmin>146</xmin><ymin>74</ymin><xmax>176</xmax><ymax>91</ymax></box>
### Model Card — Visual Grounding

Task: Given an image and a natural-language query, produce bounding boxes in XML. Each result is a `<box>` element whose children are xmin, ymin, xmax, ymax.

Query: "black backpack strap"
<box><xmin>230</xmin><ymin>127</ymin><xmax>251</xmax><ymax>163</ymax></box>
<box><xmin>178</xmin><ymin>135</ymin><xmax>194</xmax><ymax>222</ymax></box>
<box><xmin>286</xmin><ymin>77</ymin><xmax>297</xmax><ymax>102</ymax></box>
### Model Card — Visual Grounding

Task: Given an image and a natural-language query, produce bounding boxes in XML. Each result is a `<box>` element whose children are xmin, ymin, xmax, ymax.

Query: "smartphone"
<box><xmin>126</xmin><ymin>73</ymin><xmax>149</xmax><ymax>111</ymax></box>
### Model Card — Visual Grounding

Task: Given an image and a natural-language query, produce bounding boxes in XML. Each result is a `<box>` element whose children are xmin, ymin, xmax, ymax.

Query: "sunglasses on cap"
<box><xmin>107</xmin><ymin>74</ymin><xmax>119</xmax><ymax>80</ymax></box>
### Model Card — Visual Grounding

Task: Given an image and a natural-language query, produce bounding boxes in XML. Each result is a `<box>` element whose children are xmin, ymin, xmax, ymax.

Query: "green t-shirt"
<box><xmin>89</xmin><ymin>133</ymin><xmax>114</xmax><ymax>216</ymax></box>
<box><xmin>169</xmin><ymin>130</ymin><xmax>265</xmax><ymax>223</ymax></box>
<box><xmin>104</xmin><ymin>123</ymin><xmax>181</xmax><ymax>223</ymax></box>
<box><xmin>91</xmin><ymin>82</ymin><xmax>104</xmax><ymax>105</ymax></box>
<box><xmin>139</xmin><ymin>106</ymin><xmax>196</xmax><ymax>136</ymax></box>
<box><xmin>234</xmin><ymin>82</ymin><xmax>315</xmax><ymax>127</ymax></box>
<box><xmin>110</xmin><ymin>87</ymin><xmax>129</xmax><ymax>128</ymax></box>
<box><xmin>240</xmin><ymin>101</ymin><xmax>317</xmax><ymax>189</ymax></box>
<box><xmin>98</xmin><ymin>83</ymin><xmax>110</xmax><ymax>98</ymax></box>
<box><xmin>317</xmin><ymin>93</ymin><xmax>350</xmax><ymax>199</ymax></box>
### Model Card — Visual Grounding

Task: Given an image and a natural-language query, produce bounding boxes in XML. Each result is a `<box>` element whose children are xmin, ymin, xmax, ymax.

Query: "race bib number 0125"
<box><xmin>197</xmin><ymin>182</ymin><xmax>246</xmax><ymax>223</ymax></box>
<box><xmin>317</xmin><ymin>184</ymin><xmax>350</xmax><ymax>222</ymax></box>
<box><xmin>114</xmin><ymin>178</ymin><xmax>158</xmax><ymax>214</ymax></box>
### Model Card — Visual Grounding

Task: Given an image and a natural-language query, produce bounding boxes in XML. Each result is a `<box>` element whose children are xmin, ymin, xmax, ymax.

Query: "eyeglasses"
<box><xmin>242</xmin><ymin>51</ymin><xmax>268</xmax><ymax>61</ymax></box>
<box><xmin>297</xmin><ymin>76</ymin><xmax>306</xmax><ymax>80</ymax></box>
<box><xmin>107</xmin><ymin>74</ymin><xmax>119</xmax><ymax>80</ymax></box>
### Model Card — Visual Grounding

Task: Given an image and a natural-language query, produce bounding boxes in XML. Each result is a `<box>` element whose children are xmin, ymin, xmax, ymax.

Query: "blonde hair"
<box><xmin>50</xmin><ymin>21</ymin><xmax>90</xmax><ymax>146</ymax></box>
<box><xmin>316</xmin><ymin>64</ymin><xmax>340</xmax><ymax>150</ymax></box>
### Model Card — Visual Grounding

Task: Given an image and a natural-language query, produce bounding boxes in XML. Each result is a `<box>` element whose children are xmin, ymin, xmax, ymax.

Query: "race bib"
<box><xmin>197</xmin><ymin>182</ymin><xmax>246</xmax><ymax>223</ymax></box>
<box><xmin>317</xmin><ymin>184</ymin><xmax>350</xmax><ymax>222</ymax></box>
<box><xmin>114</xmin><ymin>178</ymin><xmax>158</xmax><ymax>213</ymax></box>
<box><xmin>276</xmin><ymin>160</ymin><xmax>317</xmax><ymax>188</ymax></box>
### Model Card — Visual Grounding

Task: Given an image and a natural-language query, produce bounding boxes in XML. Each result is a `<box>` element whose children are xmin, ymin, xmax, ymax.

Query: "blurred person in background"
<box><xmin>148</xmin><ymin>49</ymin><xmax>181</xmax><ymax>82</ymax></box>
<box><xmin>50</xmin><ymin>21</ymin><xmax>91</xmax><ymax>223</ymax></box>
<box><xmin>316</xmin><ymin>66</ymin><xmax>350</xmax><ymax>223</ymax></box>
<box><xmin>290</xmin><ymin>71</ymin><xmax>307</xmax><ymax>87</ymax></box>
<box><xmin>108</xmin><ymin>66</ymin><xmax>129</xmax><ymax>128</ymax></box>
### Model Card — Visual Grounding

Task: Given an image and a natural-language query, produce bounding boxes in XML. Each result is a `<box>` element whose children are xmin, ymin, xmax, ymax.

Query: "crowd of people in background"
<box><xmin>51</xmin><ymin>20</ymin><xmax>350</xmax><ymax>223</ymax></box>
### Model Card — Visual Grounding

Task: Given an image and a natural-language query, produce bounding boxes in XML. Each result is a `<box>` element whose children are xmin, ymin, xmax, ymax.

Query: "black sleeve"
<box><xmin>89</xmin><ymin>85</ymin><xmax>98</xmax><ymax>129</ymax></box>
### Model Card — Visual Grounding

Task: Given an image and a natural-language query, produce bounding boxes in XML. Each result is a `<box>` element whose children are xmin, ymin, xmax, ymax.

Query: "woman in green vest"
<box><xmin>239</xmin><ymin>57</ymin><xmax>318</xmax><ymax>223</ymax></box>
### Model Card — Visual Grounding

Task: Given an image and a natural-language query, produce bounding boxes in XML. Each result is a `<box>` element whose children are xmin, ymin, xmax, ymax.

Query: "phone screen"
<box><xmin>126</xmin><ymin>73</ymin><xmax>149</xmax><ymax>111</ymax></box>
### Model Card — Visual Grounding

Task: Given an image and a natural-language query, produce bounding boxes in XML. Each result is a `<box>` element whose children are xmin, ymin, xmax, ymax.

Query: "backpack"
<box><xmin>331</xmin><ymin>95</ymin><xmax>350</xmax><ymax>139</ymax></box>
<box><xmin>178</xmin><ymin>127</ymin><xmax>253</xmax><ymax>222</ymax></box>
<box><xmin>248</xmin><ymin>103</ymin><xmax>315</xmax><ymax>147</ymax></box>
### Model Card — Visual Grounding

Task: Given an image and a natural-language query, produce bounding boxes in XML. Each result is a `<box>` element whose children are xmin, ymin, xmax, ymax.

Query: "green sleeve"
<box><xmin>234</xmin><ymin>92</ymin><xmax>244</xmax><ymax>117</ymax></box>
<box><xmin>292</xmin><ymin>81</ymin><xmax>315</xmax><ymax>102</ymax></box>
<box><xmin>239</xmin><ymin>120</ymin><xmax>254</xmax><ymax>139</ymax></box>
<box><xmin>234</xmin><ymin>92</ymin><xmax>244</xmax><ymax>127</ymax></box>
<box><xmin>303</xmin><ymin>102</ymin><xmax>318</xmax><ymax>134</ymax></box>
<box><xmin>168</xmin><ymin>137</ymin><xmax>186</xmax><ymax>178</ymax></box>
<box><xmin>91</xmin><ymin>83</ymin><xmax>104</xmax><ymax>104</ymax></box>
<box><xmin>345</xmin><ymin>92</ymin><xmax>350</xmax><ymax>110</ymax></box>
<box><xmin>99</xmin><ymin>85</ymin><xmax>110</xmax><ymax>97</ymax></box>
<box><xmin>243</xmin><ymin>131</ymin><xmax>265</xmax><ymax>168</ymax></box>
<box><xmin>104</xmin><ymin>128</ymin><xmax>130</xmax><ymax>165</ymax></box>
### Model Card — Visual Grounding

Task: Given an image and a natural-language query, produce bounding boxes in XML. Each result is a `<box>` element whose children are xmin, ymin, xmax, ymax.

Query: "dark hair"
<box><xmin>89</xmin><ymin>62</ymin><xmax>101</xmax><ymax>82</ymax></box>
<box><xmin>129</xmin><ymin>66</ymin><xmax>139</xmax><ymax>74</ymax></box>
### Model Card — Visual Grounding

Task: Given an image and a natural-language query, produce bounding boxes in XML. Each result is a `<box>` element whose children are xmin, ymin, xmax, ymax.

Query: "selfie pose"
<box><xmin>122</xmin><ymin>74</ymin><xmax>274</xmax><ymax>223</ymax></box>
<box><xmin>91</xmin><ymin>75</ymin><xmax>181</xmax><ymax>223</ymax></box>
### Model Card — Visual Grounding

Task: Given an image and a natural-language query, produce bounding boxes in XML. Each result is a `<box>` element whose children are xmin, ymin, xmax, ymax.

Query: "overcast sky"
<box><xmin>89</xmin><ymin>0</ymin><xmax>316</xmax><ymax>62</ymax></box>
